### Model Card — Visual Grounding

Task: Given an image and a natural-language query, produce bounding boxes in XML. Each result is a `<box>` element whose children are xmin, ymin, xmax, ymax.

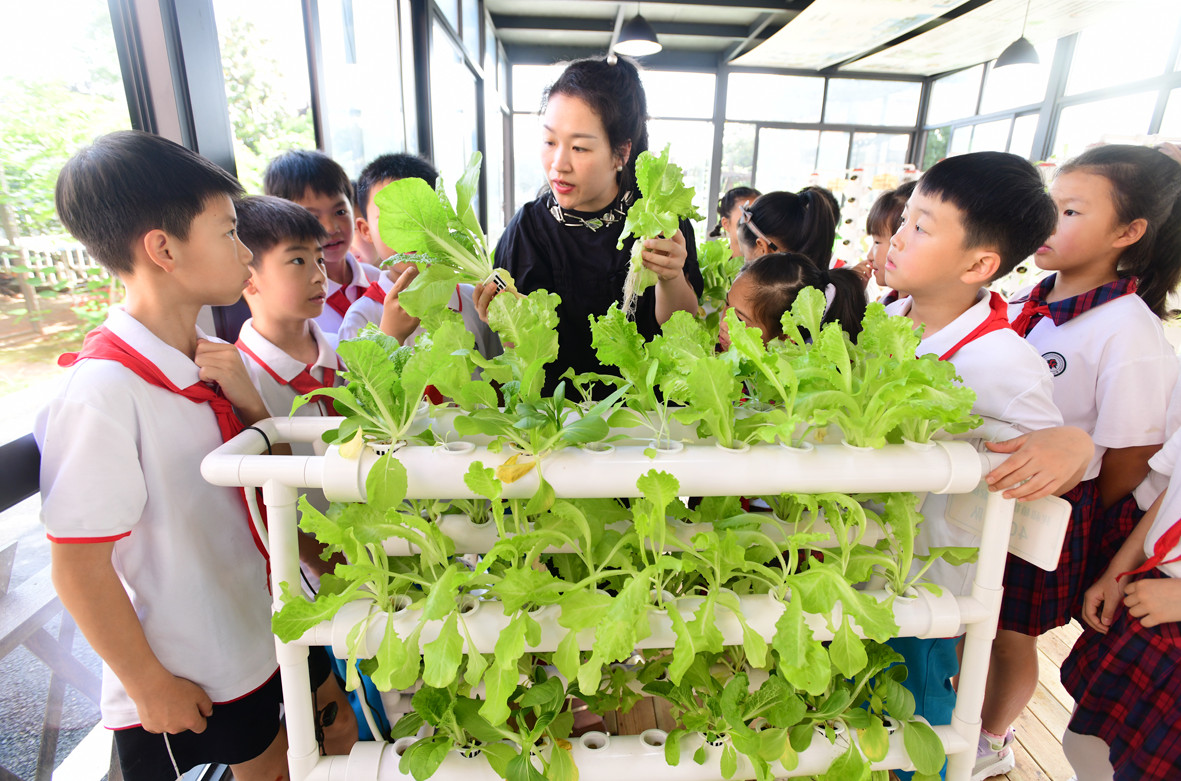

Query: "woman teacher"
<box><xmin>475</xmin><ymin>56</ymin><xmax>703</xmax><ymax>391</ymax></box>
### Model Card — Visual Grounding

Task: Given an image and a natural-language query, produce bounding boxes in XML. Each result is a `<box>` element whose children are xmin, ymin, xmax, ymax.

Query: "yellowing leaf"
<box><xmin>339</xmin><ymin>428</ymin><xmax>365</xmax><ymax>460</ymax></box>
<box><xmin>495</xmin><ymin>453</ymin><xmax>536</xmax><ymax>483</ymax></box>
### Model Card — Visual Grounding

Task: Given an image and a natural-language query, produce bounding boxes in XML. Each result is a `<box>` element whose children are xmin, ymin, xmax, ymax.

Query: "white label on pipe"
<box><xmin>945</xmin><ymin>481</ymin><xmax>1070</xmax><ymax>571</ymax></box>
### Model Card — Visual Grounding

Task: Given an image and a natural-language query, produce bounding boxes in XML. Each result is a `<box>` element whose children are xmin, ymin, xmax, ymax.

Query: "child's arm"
<box><xmin>1097</xmin><ymin>444</ymin><xmax>1161</xmax><ymax>510</ymax></box>
<box><xmin>379</xmin><ymin>266</ymin><xmax>421</xmax><ymax>344</ymax></box>
<box><xmin>1082</xmin><ymin>491</ymin><xmax>1159</xmax><ymax>633</ymax></box>
<box><xmin>195</xmin><ymin>339</ymin><xmax>270</xmax><ymax>426</ymax></box>
<box><xmin>1122</xmin><ymin>576</ymin><xmax>1181</xmax><ymax>627</ymax></box>
<box><xmin>984</xmin><ymin>425</ymin><xmax>1093</xmax><ymax>500</ymax></box>
<box><xmin>51</xmin><ymin>540</ymin><xmax>214</xmax><ymax>732</ymax></box>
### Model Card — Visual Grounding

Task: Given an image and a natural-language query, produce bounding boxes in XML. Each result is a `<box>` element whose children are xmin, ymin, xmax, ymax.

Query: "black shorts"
<box><xmin>113</xmin><ymin>671</ymin><xmax>283</xmax><ymax>781</ymax></box>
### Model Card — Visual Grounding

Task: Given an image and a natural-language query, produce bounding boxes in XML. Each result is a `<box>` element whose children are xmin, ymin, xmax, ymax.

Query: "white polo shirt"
<box><xmin>35</xmin><ymin>308</ymin><xmax>276</xmax><ymax>728</ymax></box>
<box><xmin>1008</xmin><ymin>287</ymin><xmax>1178</xmax><ymax>506</ymax></box>
<box><xmin>237</xmin><ymin>318</ymin><xmax>342</xmax><ymax>422</ymax></box>
<box><xmin>1144</xmin><ymin>426</ymin><xmax>1181</xmax><ymax>578</ymax></box>
<box><xmin>315</xmin><ymin>253</ymin><xmax>380</xmax><ymax>343</ymax></box>
<box><xmin>338</xmin><ymin>271</ymin><xmax>502</xmax><ymax>360</ymax></box>
<box><xmin>888</xmin><ymin>291</ymin><xmax>1064</xmax><ymax>594</ymax></box>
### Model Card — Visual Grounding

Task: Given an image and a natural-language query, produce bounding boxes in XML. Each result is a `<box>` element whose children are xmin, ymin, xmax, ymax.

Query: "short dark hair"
<box><xmin>917</xmin><ymin>152</ymin><xmax>1056</xmax><ymax>278</ymax></box>
<box><xmin>263</xmin><ymin>150</ymin><xmax>352</xmax><ymax>204</ymax></box>
<box><xmin>742</xmin><ymin>252</ymin><xmax>867</xmax><ymax>340</ymax></box>
<box><xmin>866</xmin><ymin>180</ymin><xmax>916</xmax><ymax>238</ymax></box>
<box><xmin>544</xmin><ymin>56</ymin><xmax>648</xmax><ymax>174</ymax></box>
<box><xmin>738</xmin><ymin>187</ymin><xmax>839</xmax><ymax>268</ymax></box>
<box><xmin>54</xmin><ymin>130</ymin><xmax>243</xmax><ymax>276</ymax></box>
<box><xmin>356</xmin><ymin>153</ymin><xmax>440</xmax><ymax>215</ymax></box>
<box><xmin>234</xmin><ymin>195</ymin><xmax>327</xmax><ymax>267</ymax></box>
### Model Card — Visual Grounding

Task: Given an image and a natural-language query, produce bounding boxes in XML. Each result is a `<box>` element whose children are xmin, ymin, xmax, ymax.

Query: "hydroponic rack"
<box><xmin>202</xmin><ymin>416</ymin><xmax>1024</xmax><ymax>781</ymax></box>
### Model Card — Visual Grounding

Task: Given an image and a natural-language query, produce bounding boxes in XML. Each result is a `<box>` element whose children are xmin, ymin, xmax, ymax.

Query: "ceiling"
<box><xmin>485</xmin><ymin>0</ymin><xmax>1170</xmax><ymax>77</ymax></box>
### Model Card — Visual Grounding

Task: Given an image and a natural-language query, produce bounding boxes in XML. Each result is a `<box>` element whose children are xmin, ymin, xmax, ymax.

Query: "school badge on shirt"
<box><xmin>1042</xmin><ymin>351</ymin><xmax>1066</xmax><ymax>376</ymax></box>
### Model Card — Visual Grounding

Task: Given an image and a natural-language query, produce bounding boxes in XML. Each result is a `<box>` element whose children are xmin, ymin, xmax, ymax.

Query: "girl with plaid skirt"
<box><xmin>1061</xmin><ymin>424</ymin><xmax>1181</xmax><ymax>780</ymax></box>
<box><xmin>977</xmin><ymin>145</ymin><xmax>1181</xmax><ymax>779</ymax></box>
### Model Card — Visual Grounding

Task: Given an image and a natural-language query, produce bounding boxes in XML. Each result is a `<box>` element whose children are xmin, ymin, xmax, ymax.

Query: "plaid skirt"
<box><xmin>1061</xmin><ymin>569</ymin><xmax>1181</xmax><ymax>781</ymax></box>
<box><xmin>999</xmin><ymin>479</ymin><xmax>1100</xmax><ymax>635</ymax></box>
<box><xmin>1086</xmin><ymin>492</ymin><xmax>1146</xmax><ymax>589</ymax></box>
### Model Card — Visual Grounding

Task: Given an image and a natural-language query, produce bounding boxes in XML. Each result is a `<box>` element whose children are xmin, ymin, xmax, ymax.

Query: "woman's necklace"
<box><xmin>547</xmin><ymin>188</ymin><xmax>634</xmax><ymax>231</ymax></box>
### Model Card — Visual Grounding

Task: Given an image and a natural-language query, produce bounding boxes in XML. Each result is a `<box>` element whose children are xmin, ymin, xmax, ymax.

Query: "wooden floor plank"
<box><xmin>1014</xmin><ymin>706</ymin><xmax>1074</xmax><ymax>781</ymax></box>
<box><xmin>1038</xmin><ymin>646</ymin><xmax>1076</xmax><ymax>714</ymax></box>
<box><xmin>1025</xmin><ymin>681</ymin><xmax>1073</xmax><ymax>743</ymax></box>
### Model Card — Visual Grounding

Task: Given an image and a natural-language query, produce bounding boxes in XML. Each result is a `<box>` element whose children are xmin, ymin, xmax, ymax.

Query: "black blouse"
<box><xmin>494</xmin><ymin>185</ymin><xmax>704</xmax><ymax>393</ymax></box>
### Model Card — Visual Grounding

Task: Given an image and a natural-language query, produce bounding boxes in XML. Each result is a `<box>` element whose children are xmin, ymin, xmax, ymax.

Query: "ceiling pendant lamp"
<box><xmin>614</xmin><ymin>6</ymin><xmax>662</xmax><ymax>57</ymax></box>
<box><xmin>995</xmin><ymin>0</ymin><xmax>1039</xmax><ymax>68</ymax></box>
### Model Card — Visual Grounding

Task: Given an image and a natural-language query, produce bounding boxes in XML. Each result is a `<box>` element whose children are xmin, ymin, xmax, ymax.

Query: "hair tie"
<box><xmin>818</xmin><ymin>268</ymin><xmax>831</xmax><ymax>285</ymax></box>
<box><xmin>822</xmin><ymin>283</ymin><xmax>837</xmax><ymax>319</ymax></box>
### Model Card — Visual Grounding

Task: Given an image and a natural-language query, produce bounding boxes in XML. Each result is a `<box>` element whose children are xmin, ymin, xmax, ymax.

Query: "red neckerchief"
<box><xmin>939</xmin><ymin>291</ymin><xmax>1014</xmax><ymax>361</ymax></box>
<box><xmin>236</xmin><ymin>339</ymin><xmax>340</xmax><ymax>415</ymax></box>
<box><xmin>881</xmin><ymin>289</ymin><xmax>901</xmax><ymax>306</ymax></box>
<box><xmin>326</xmin><ymin>283</ymin><xmax>366</xmax><ymax>317</ymax></box>
<box><xmin>362</xmin><ymin>280</ymin><xmax>386</xmax><ymax>305</ymax></box>
<box><xmin>1119</xmin><ymin>516</ymin><xmax>1181</xmax><ymax>581</ymax></box>
<box><xmin>59</xmin><ymin>327</ymin><xmax>269</xmax><ymax>562</ymax></box>
<box><xmin>1011</xmin><ymin>274</ymin><xmax>1139</xmax><ymax>337</ymax></box>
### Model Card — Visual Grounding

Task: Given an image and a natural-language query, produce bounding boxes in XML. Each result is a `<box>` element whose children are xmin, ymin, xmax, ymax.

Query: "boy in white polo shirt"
<box><xmin>40</xmin><ymin>131</ymin><xmax>285</xmax><ymax>780</ymax></box>
<box><xmin>264</xmin><ymin>150</ymin><xmax>379</xmax><ymax>344</ymax></box>
<box><xmin>882</xmin><ymin>152</ymin><xmax>1093</xmax><ymax>780</ymax></box>
<box><xmin>340</xmin><ymin>153</ymin><xmax>500</xmax><ymax>359</ymax></box>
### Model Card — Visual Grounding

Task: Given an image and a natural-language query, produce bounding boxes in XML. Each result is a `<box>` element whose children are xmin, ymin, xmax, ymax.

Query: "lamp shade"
<box><xmin>614</xmin><ymin>14</ymin><xmax>662</xmax><ymax>57</ymax></box>
<box><xmin>995</xmin><ymin>36</ymin><xmax>1039</xmax><ymax>68</ymax></box>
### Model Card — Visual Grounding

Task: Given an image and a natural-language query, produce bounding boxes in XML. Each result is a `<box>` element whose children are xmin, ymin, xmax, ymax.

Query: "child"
<box><xmin>718</xmin><ymin>251</ymin><xmax>866</xmax><ymax>351</ymax></box>
<box><xmin>854</xmin><ymin>180</ymin><xmax>915</xmax><ymax>304</ymax></box>
<box><xmin>340</xmin><ymin>154</ymin><xmax>500</xmax><ymax>359</ymax></box>
<box><xmin>233</xmin><ymin>194</ymin><xmax>361</xmax><ymax>753</ymax></box>
<box><xmin>264</xmin><ymin>149</ymin><xmax>379</xmax><ymax>342</ymax></box>
<box><xmin>349</xmin><ymin>179</ymin><xmax>380</xmax><ymax>266</ymax></box>
<box><xmin>708</xmin><ymin>186</ymin><xmax>760</xmax><ymax>259</ymax></box>
<box><xmin>982</xmin><ymin>145</ymin><xmax>1181</xmax><ymax>774</ymax></box>
<box><xmin>39</xmin><ymin>131</ymin><xmax>284</xmax><ymax>780</ymax></box>
<box><xmin>1061</xmin><ymin>422</ymin><xmax>1181</xmax><ymax>781</ymax></box>
<box><xmin>883</xmin><ymin>151</ymin><xmax>1093</xmax><ymax>780</ymax></box>
<box><xmin>735</xmin><ymin>187</ymin><xmax>839</xmax><ymax>269</ymax></box>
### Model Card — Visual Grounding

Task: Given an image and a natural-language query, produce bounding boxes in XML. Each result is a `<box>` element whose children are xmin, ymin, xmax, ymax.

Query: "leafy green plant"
<box><xmin>617</xmin><ymin>145</ymin><xmax>703</xmax><ymax>316</ymax></box>
<box><xmin>698</xmin><ymin>237</ymin><xmax>743</xmax><ymax>334</ymax></box>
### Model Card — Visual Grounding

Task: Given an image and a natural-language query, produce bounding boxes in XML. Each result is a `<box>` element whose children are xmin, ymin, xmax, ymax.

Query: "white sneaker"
<box><xmin>972</xmin><ymin>729</ymin><xmax>1016</xmax><ymax>781</ymax></box>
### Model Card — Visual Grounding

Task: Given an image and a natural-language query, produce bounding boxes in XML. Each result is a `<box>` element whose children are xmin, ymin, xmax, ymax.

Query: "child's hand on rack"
<box><xmin>984</xmin><ymin>426</ymin><xmax>1093</xmax><ymax>500</ymax></box>
<box><xmin>1082</xmin><ymin>570</ymin><xmax>1126</xmax><ymax>634</ymax></box>
<box><xmin>1123</xmin><ymin>576</ymin><xmax>1181</xmax><ymax>628</ymax></box>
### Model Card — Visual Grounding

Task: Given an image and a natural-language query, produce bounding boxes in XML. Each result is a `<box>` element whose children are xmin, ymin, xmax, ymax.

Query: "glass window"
<box><xmin>926</xmin><ymin>65</ymin><xmax>983</xmax><ymax>126</ymax></box>
<box><xmin>922</xmin><ymin>127</ymin><xmax>951</xmax><ymax>169</ymax></box>
<box><xmin>1052</xmin><ymin>92</ymin><xmax>1158</xmax><ymax>160</ymax></box>
<box><xmin>1066</xmin><ymin>6</ymin><xmax>1181</xmax><ymax>96</ymax></box>
<box><xmin>484</xmin><ymin>14</ymin><xmax>498</xmax><ymax>91</ymax></box>
<box><xmin>310</xmin><ymin>0</ymin><xmax>405</xmax><ymax>180</ymax></box>
<box><xmin>849</xmin><ymin>133</ymin><xmax>909</xmax><ymax>169</ymax></box>
<box><xmin>435</xmin><ymin>0</ymin><xmax>459</xmax><ymax>34</ymax></box>
<box><xmin>948</xmin><ymin>126</ymin><xmax>971</xmax><ymax>157</ymax></box>
<box><xmin>512</xmin><ymin>64</ymin><xmax>565</xmax><ymax>113</ymax></box>
<box><xmin>213</xmin><ymin>0</ymin><xmax>317</xmax><ymax>191</ymax></box>
<box><xmin>431</xmin><ymin>20</ymin><xmax>479</xmax><ymax>201</ymax></box>
<box><xmin>817</xmin><ymin>131</ymin><xmax>851</xmax><ymax>174</ymax></box>
<box><xmin>719</xmin><ymin>122</ymin><xmax>756</xmax><ymax>195</ymax></box>
<box><xmin>484</xmin><ymin>88</ymin><xmax>506</xmax><ymax>238</ymax></box>
<box><xmin>513</xmin><ymin>113</ymin><xmax>546</xmax><ymax>212</ymax></box>
<box><xmin>726</xmin><ymin>73</ymin><xmax>823</xmax><ymax>124</ymax></box>
<box><xmin>648</xmin><ymin>119</ymin><xmax>714</xmax><ymax>216</ymax></box>
<box><xmin>755</xmin><ymin>129</ymin><xmax>820</xmax><ymax>192</ymax></box>
<box><xmin>642</xmin><ymin>71</ymin><xmax>716</xmax><ymax>119</ymax></box>
<box><xmin>979</xmin><ymin>42</ymin><xmax>1054</xmax><ymax>114</ymax></box>
<box><xmin>1160</xmin><ymin>88</ymin><xmax>1181</xmax><ymax>136</ymax></box>
<box><xmin>461</xmin><ymin>0</ymin><xmax>480</xmax><ymax>60</ymax></box>
<box><xmin>969</xmin><ymin>119</ymin><xmax>1010</xmax><ymax>153</ymax></box>
<box><xmin>824</xmin><ymin>79</ymin><xmax>920</xmax><ymax>127</ymax></box>
<box><xmin>1009</xmin><ymin>113</ymin><xmax>1039</xmax><ymax>159</ymax></box>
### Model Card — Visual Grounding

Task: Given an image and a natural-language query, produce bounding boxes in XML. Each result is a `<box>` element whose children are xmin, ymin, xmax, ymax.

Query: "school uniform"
<box><xmin>885</xmin><ymin>290</ymin><xmax>1062</xmax><ymax>773</ymax></box>
<box><xmin>1061</xmin><ymin>426</ymin><xmax>1181</xmax><ymax>781</ymax></box>
<box><xmin>315</xmin><ymin>252</ymin><xmax>380</xmax><ymax>344</ymax></box>
<box><xmin>1005</xmin><ymin>274</ymin><xmax>1178</xmax><ymax>634</ymax></box>
<box><xmin>236</xmin><ymin>318</ymin><xmax>342</xmax><ymax>423</ymax></box>
<box><xmin>35</xmin><ymin>308</ymin><xmax>277</xmax><ymax>731</ymax></box>
<box><xmin>337</xmin><ymin>270</ymin><xmax>502</xmax><ymax>360</ymax></box>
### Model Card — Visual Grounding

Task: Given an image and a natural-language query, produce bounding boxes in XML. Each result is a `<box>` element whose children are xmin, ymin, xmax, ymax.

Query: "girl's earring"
<box><xmin>616</xmin><ymin>164</ymin><xmax>623</xmax><ymax>172</ymax></box>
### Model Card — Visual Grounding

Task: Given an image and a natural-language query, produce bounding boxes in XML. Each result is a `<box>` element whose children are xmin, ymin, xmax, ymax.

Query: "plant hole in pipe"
<box><xmin>579</xmin><ymin>731</ymin><xmax>610</xmax><ymax>750</ymax></box>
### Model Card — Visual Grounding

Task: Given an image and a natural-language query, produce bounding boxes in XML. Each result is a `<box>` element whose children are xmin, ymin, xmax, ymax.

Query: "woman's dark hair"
<box><xmin>741</xmin><ymin>252</ymin><xmax>867</xmax><ymax>340</ymax></box>
<box><xmin>738</xmin><ymin>188</ymin><xmax>839</xmax><ymax>267</ymax></box>
<box><xmin>866</xmin><ymin>180</ymin><xmax>917</xmax><ymax>238</ymax></box>
<box><xmin>1059</xmin><ymin>144</ymin><xmax>1181</xmax><ymax>319</ymax></box>
<box><xmin>543</xmin><ymin>56</ymin><xmax>649</xmax><ymax>177</ymax></box>
<box><xmin>709</xmin><ymin>186</ymin><xmax>760</xmax><ymax>237</ymax></box>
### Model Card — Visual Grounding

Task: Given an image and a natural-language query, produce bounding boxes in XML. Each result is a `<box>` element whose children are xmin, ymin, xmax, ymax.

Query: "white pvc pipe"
<box><xmin>303</xmin><ymin>722</ymin><xmax>969</xmax><ymax>781</ymax></box>
<box><xmin>303</xmin><ymin>587</ymin><xmax>972</xmax><ymax>659</ymax></box>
